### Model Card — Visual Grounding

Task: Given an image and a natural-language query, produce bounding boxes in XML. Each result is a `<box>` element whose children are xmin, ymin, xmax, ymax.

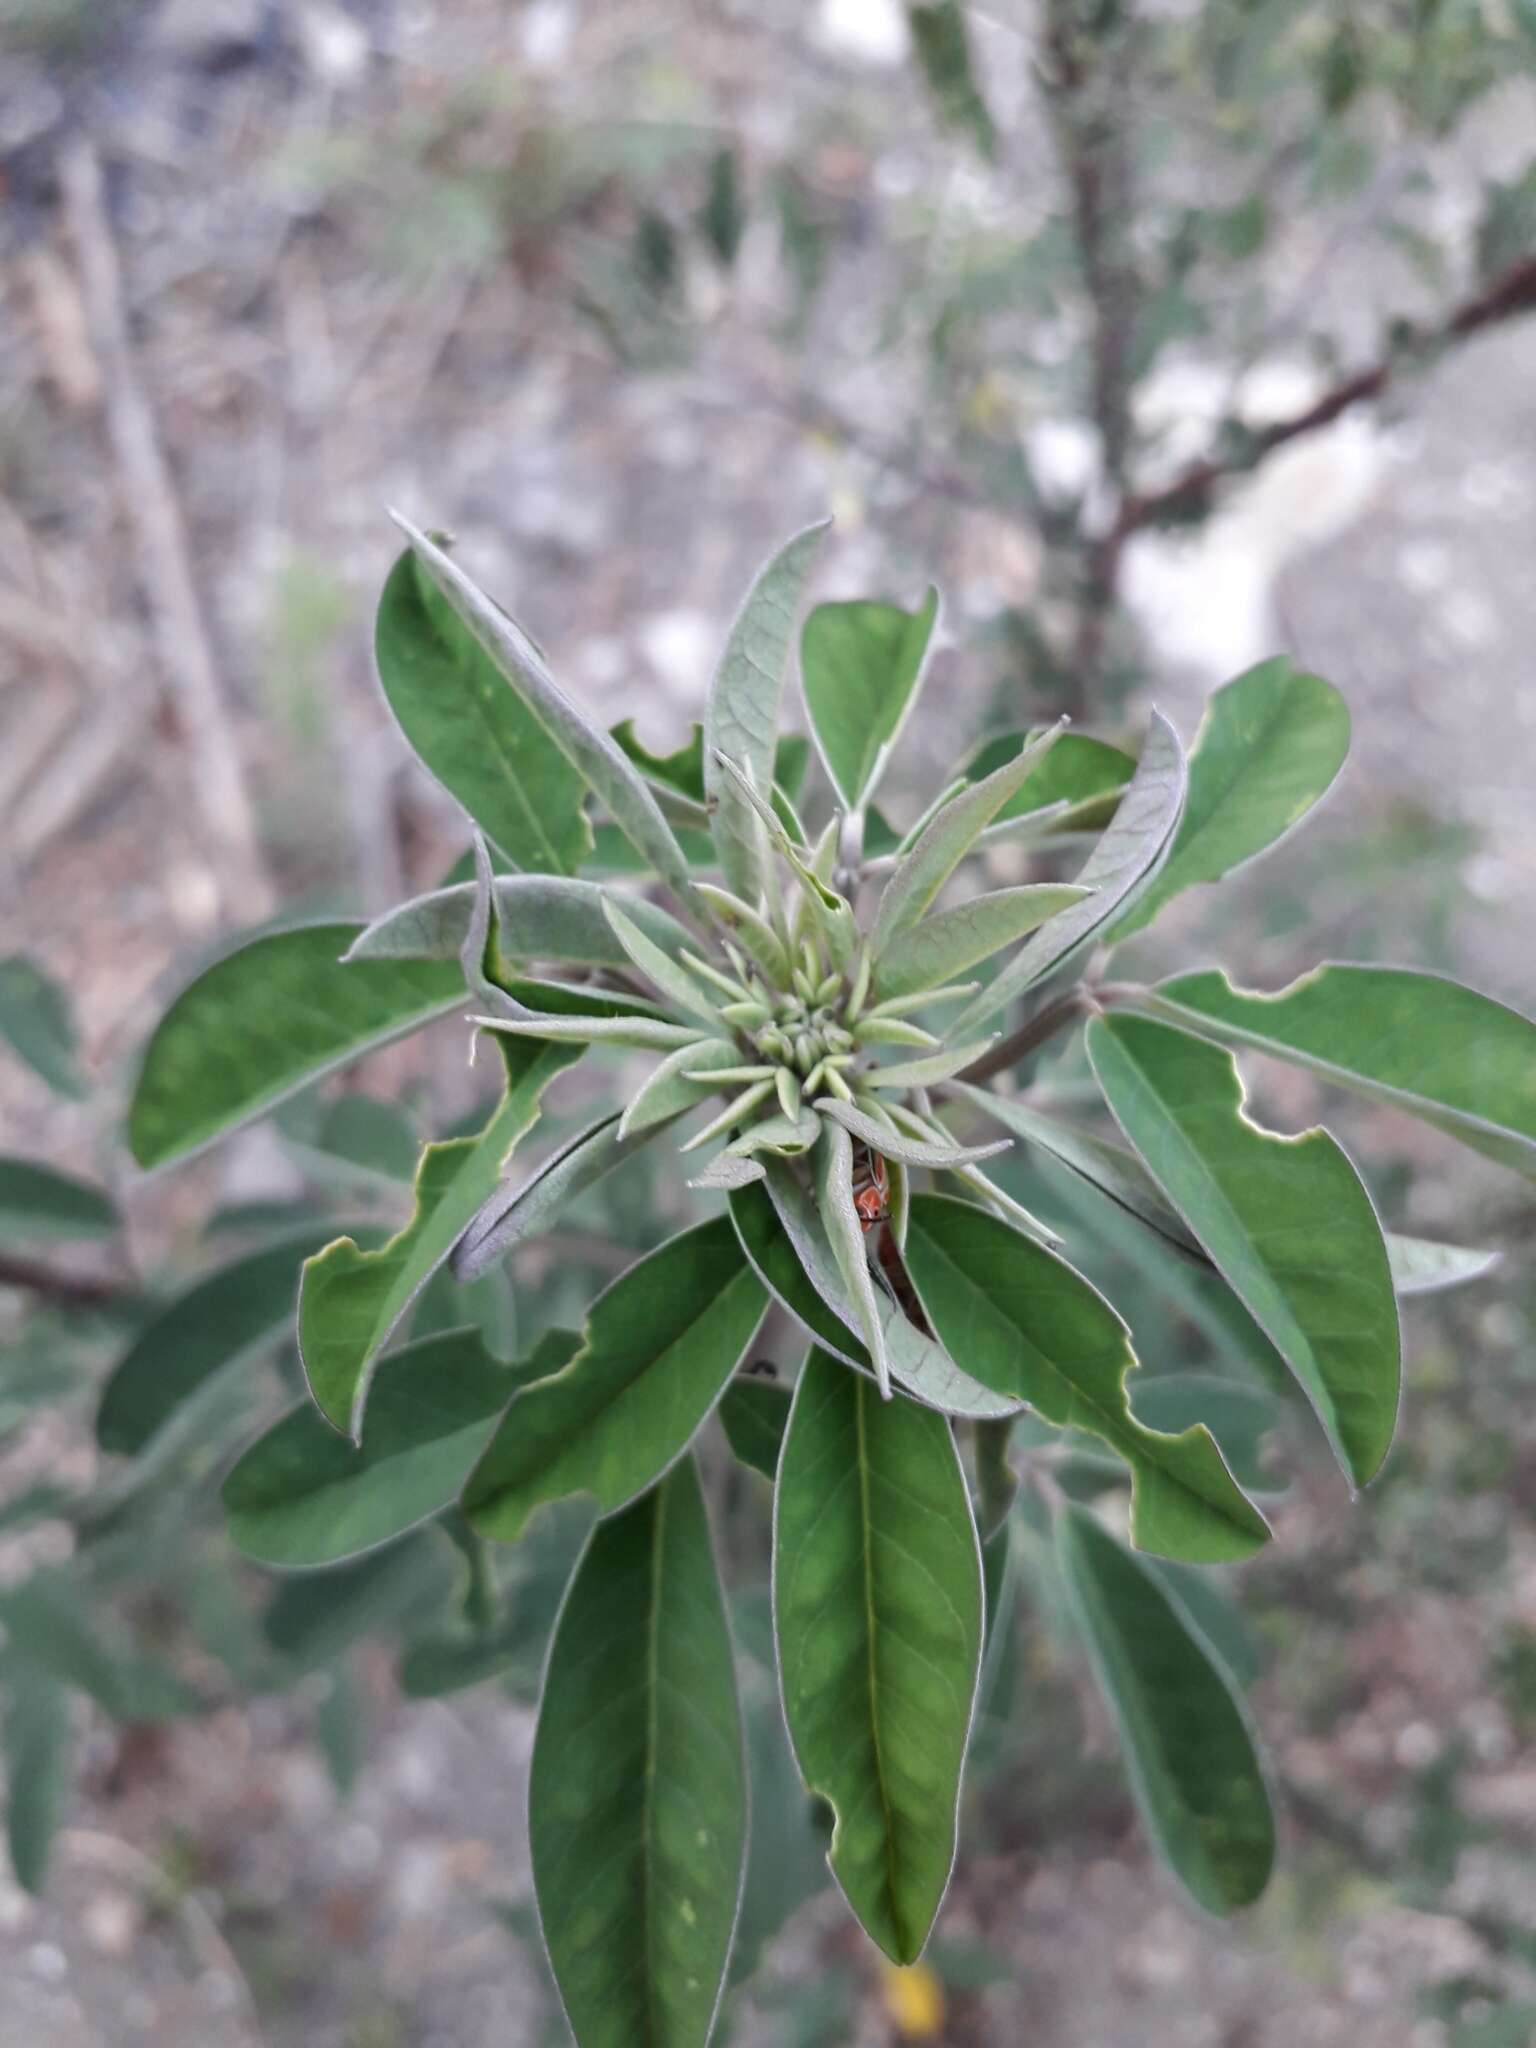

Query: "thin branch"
<box><xmin>952</xmin><ymin>984</ymin><xmax>1092</xmax><ymax>1085</ymax></box>
<box><xmin>59</xmin><ymin>138</ymin><xmax>273</xmax><ymax>920</ymax></box>
<box><xmin>1041</xmin><ymin>0</ymin><xmax>1141</xmax><ymax>706</ymax></box>
<box><xmin>0</xmin><ymin>1253</ymin><xmax>132</xmax><ymax>1310</ymax></box>
<box><xmin>1107</xmin><ymin>250</ymin><xmax>1536</xmax><ymax>552</ymax></box>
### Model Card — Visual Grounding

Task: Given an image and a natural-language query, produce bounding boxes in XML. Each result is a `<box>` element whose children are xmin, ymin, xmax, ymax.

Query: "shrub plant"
<box><xmin>9</xmin><ymin>515</ymin><xmax>1536</xmax><ymax>2041</ymax></box>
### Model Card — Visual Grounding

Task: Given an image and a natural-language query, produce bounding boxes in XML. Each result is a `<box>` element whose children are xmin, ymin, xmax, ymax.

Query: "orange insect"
<box><xmin>851</xmin><ymin>1142</ymin><xmax>890</xmax><ymax>1233</ymax></box>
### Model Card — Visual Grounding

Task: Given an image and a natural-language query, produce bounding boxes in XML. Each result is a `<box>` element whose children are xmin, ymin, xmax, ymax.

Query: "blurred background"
<box><xmin>1</xmin><ymin>1</ymin><xmax>1535</xmax><ymax>2043</ymax></box>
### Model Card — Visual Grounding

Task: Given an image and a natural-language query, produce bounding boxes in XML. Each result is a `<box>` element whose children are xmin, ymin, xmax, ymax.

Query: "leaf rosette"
<box><xmin>114</xmin><ymin>514</ymin><xmax>1535</xmax><ymax>2029</ymax></box>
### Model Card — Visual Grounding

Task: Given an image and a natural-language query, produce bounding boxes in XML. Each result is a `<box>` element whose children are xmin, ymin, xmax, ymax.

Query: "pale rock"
<box><xmin>815</xmin><ymin>0</ymin><xmax>908</xmax><ymax>66</ymax></box>
<box><xmin>295</xmin><ymin>3</ymin><xmax>370</xmax><ymax>84</ymax></box>
<box><xmin>638</xmin><ymin>610</ymin><xmax>715</xmax><ymax>705</ymax></box>
<box><xmin>1123</xmin><ymin>357</ymin><xmax>1389</xmax><ymax>680</ymax></box>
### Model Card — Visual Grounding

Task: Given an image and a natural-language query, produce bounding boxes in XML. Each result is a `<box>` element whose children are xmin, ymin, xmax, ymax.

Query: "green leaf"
<box><xmin>262</xmin><ymin>1533</ymin><xmax>451</xmax><ymax>1671</ymax></box>
<box><xmin>299</xmin><ymin>1043</ymin><xmax>578</xmax><ymax>1436</ymax></box>
<box><xmin>376</xmin><ymin>548</ymin><xmax>590</xmax><ymax>874</ymax></box>
<box><xmin>4</xmin><ymin>1668</ymin><xmax>71</xmax><ymax>1892</ymax></box>
<box><xmin>950</xmin><ymin>1085</ymin><xmax>1202</xmax><ymax>1258</ymax></box>
<box><xmin>817</xmin><ymin>1120</ymin><xmax>894</xmax><ymax>1396</ymax></box>
<box><xmin>872</xmin><ymin>885</ymin><xmax>1092</xmax><ymax>1002</ymax></box>
<box><xmin>815</xmin><ymin>1097</ymin><xmax>1010</xmax><ymax>1171</ymax></box>
<box><xmin>346</xmin><ymin>875</ymin><xmax>692</xmax><ymax>969</ymax></box>
<box><xmin>973</xmin><ymin>1416</ymin><xmax>1019</xmax><ymax>1542</ymax></box>
<box><xmin>903</xmin><ymin>1193</ymin><xmax>1271</xmax><ymax>1562</ymax></box>
<box><xmin>611</xmin><ymin>717</ymin><xmax>706</xmax><ymax>802</ymax></box>
<box><xmin>97</xmin><ymin>1226</ymin><xmax>344</xmax><ymax>1456</ymax></box>
<box><xmin>128</xmin><ymin>924</ymin><xmax>464</xmax><ymax>1170</ymax></box>
<box><xmin>619</xmin><ymin>1036</ymin><xmax>739</xmax><ymax>1143</ymax></box>
<box><xmin>774</xmin><ymin>1346</ymin><xmax>983</xmax><ymax>1962</ymax></box>
<box><xmin>703</xmin><ymin>520</ymin><xmax>830</xmax><ymax>902</ymax></box>
<box><xmin>1387</xmin><ymin>1234</ymin><xmax>1500</xmax><ymax>1295</ymax></box>
<box><xmin>454</xmin><ymin>1109</ymin><xmax>662</xmax><ymax>1281</ymax></box>
<box><xmin>531</xmin><ymin>1456</ymin><xmax>745</xmax><ymax>2047</ymax></box>
<box><xmin>693</xmin><ymin>883</ymin><xmax>792</xmax><ymax>988</ymax></box>
<box><xmin>1087</xmin><ymin>1013</ymin><xmax>1400</xmax><ymax>1486</ymax></box>
<box><xmin>1130</xmin><ymin>1375</ymin><xmax>1280</xmax><ymax>1498</ymax></box>
<box><xmin>225</xmin><ymin>1330</ymin><xmax>517</xmax><ymax>1567</ymax></box>
<box><xmin>602</xmin><ymin>900</ymin><xmax>722</xmax><ymax>1026</ymax></box>
<box><xmin>0</xmin><ymin>1157</ymin><xmax>117</xmax><ymax>1242</ymax></box>
<box><xmin>955</xmin><ymin>712</ymin><xmax>1188</xmax><ymax>1035</ymax></box>
<box><xmin>863</xmin><ymin>1040</ymin><xmax>1001</xmax><ymax>1091</ymax></box>
<box><xmin>1146</xmin><ymin>1559</ymin><xmax>1262</xmax><ymax>1692</ymax></box>
<box><xmin>871</xmin><ymin>724</ymin><xmax>1065</xmax><ymax>955</ymax></box>
<box><xmin>470</xmin><ymin>1012</ymin><xmax>699</xmax><ymax>1053</ymax></box>
<box><xmin>718</xmin><ymin>1377</ymin><xmax>791</xmax><ymax>1479</ymax></box>
<box><xmin>749</xmin><ymin>1163</ymin><xmax>1022</xmax><ymax>1420</ymax></box>
<box><xmin>314</xmin><ymin>1665</ymin><xmax>365</xmax><ymax>1798</ymax></box>
<box><xmin>1148</xmin><ymin>964</ymin><xmax>1536</xmax><ymax>1181</ymax></box>
<box><xmin>700</xmin><ymin>142</ymin><xmax>746</xmax><ymax>266</ymax></box>
<box><xmin>963</xmin><ymin>730</ymin><xmax>1134</xmax><ymax>828</ymax></box>
<box><xmin>1055</xmin><ymin>1504</ymin><xmax>1275</xmax><ymax>1913</ymax></box>
<box><xmin>307</xmin><ymin>1093</ymin><xmax>421</xmax><ymax>1184</ymax></box>
<box><xmin>398</xmin><ymin>1484</ymin><xmax>588</xmax><ymax>1699</ymax></box>
<box><xmin>463</xmin><ymin>1217</ymin><xmax>767</xmax><ymax>1541</ymax></box>
<box><xmin>727</xmin><ymin>1177</ymin><xmax>870</xmax><ymax>1370</ymax></box>
<box><xmin>1112</xmin><ymin>659</ymin><xmax>1350</xmax><ymax>940</ymax></box>
<box><xmin>0</xmin><ymin>1570</ymin><xmax>197</xmax><ymax>1721</ymax></box>
<box><xmin>909</xmin><ymin>0</ymin><xmax>998</xmax><ymax>159</ymax></box>
<box><xmin>801</xmin><ymin>588</ymin><xmax>939</xmax><ymax>809</ymax></box>
<box><xmin>389</xmin><ymin>515</ymin><xmax>699</xmax><ymax>904</ymax></box>
<box><xmin>0</xmin><ymin>954</ymin><xmax>85</xmax><ymax>1099</ymax></box>
<box><xmin>729</xmin><ymin>1674</ymin><xmax>834</xmax><ymax>1988</ymax></box>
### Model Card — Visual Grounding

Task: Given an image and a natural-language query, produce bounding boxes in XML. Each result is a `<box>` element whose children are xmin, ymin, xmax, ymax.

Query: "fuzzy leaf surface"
<box><xmin>759</xmin><ymin>1161</ymin><xmax>1020</xmax><ymax>1420</ymax></box>
<box><xmin>3</xmin><ymin>1669</ymin><xmax>72</xmax><ymax>1893</ymax></box>
<box><xmin>774</xmin><ymin>1346</ymin><xmax>982</xmax><ymax>1962</ymax></box>
<box><xmin>1056</xmin><ymin>1504</ymin><xmax>1275</xmax><ymax>1913</ymax></box>
<box><xmin>1087</xmin><ymin>1013</ymin><xmax>1401</xmax><ymax>1486</ymax></box>
<box><xmin>462</xmin><ymin>1217</ymin><xmax>767</xmax><ymax>1541</ymax></box>
<box><xmin>453</xmin><ymin>1109</ymin><xmax>660</xmax><ymax>1281</ymax></box>
<box><xmin>97</xmin><ymin>1226</ymin><xmax>345</xmax><ymax>1456</ymax></box>
<box><xmin>345</xmin><ymin>876</ymin><xmax>692</xmax><ymax>969</ymax></box>
<box><xmin>962</xmin><ymin>730</ymin><xmax>1134</xmax><ymax>827</ymax></box>
<box><xmin>531</xmin><ymin>1456</ymin><xmax>745</xmax><ymax>2048</ymax></box>
<box><xmin>1149</xmin><ymin>964</ymin><xmax>1536</xmax><ymax>1181</ymax></box>
<box><xmin>225</xmin><ymin>1330</ymin><xmax>521</xmax><ymax>1567</ymax></box>
<box><xmin>390</xmin><ymin>516</ymin><xmax>698</xmax><ymax>902</ymax></box>
<box><xmin>872</xmin><ymin>885</ymin><xmax>1091</xmax><ymax>1002</ymax></box>
<box><xmin>0</xmin><ymin>1158</ymin><xmax>117</xmax><ymax>1243</ymax></box>
<box><xmin>1112</xmin><ymin>658</ymin><xmax>1350</xmax><ymax>941</ymax></box>
<box><xmin>376</xmin><ymin>548</ymin><xmax>590</xmax><ymax>874</ymax></box>
<box><xmin>872</xmin><ymin>726</ymin><xmax>1063</xmax><ymax>954</ymax></box>
<box><xmin>801</xmin><ymin>588</ymin><xmax>939</xmax><ymax>808</ymax></box>
<box><xmin>955</xmin><ymin>712</ymin><xmax>1187</xmax><ymax>1033</ymax></box>
<box><xmin>903</xmin><ymin>1194</ymin><xmax>1270</xmax><ymax>1562</ymax></box>
<box><xmin>128</xmin><ymin>925</ymin><xmax>463</xmax><ymax>1169</ymax></box>
<box><xmin>703</xmin><ymin>520</ymin><xmax>829</xmax><ymax>901</ymax></box>
<box><xmin>1386</xmin><ymin>1234</ymin><xmax>1500</xmax><ymax>1294</ymax></box>
<box><xmin>0</xmin><ymin>955</ymin><xmax>85</xmax><ymax>1099</ymax></box>
<box><xmin>951</xmin><ymin>1085</ymin><xmax>1202</xmax><ymax>1258</ymax></box>
<box><xmin>299</xmin><ymin>1044</ymin><xmax>578</xmax><ymax>1436</ymax></box>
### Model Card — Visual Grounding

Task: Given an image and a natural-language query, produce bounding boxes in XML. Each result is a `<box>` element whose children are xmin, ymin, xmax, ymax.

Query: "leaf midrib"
<box><xmin>642</xmin><ymin>1477</ymin><xmax>667</xmax><ymax>2040</ymax></box>
<box><xmin>441</xmin><ymin>624</ymin><xmax>575</xmax><ymax>876</ymax></box>
<box><xmin>855</xmin><ymin>1377</ymin><xmax>906</xmax><ymax>1961</ymax></box>
<box><xmin>1090</xmin><ymin>1029</ymin><xmax>1344</xmax><ymax>1454</ymax></box>
<box><xmin>479</xmin><ymin>1262</ymin><xmax>759</xmax><ymax>1526</ymax></box>
<box><xmin>1168</xmin><ymin>679</ymin><xmax>1311</xmax><ymax>879</ymax></box>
